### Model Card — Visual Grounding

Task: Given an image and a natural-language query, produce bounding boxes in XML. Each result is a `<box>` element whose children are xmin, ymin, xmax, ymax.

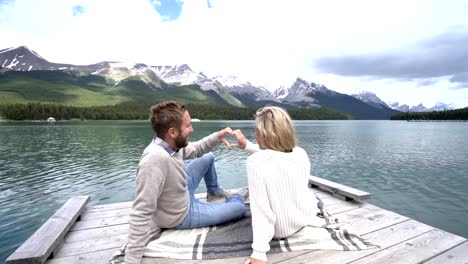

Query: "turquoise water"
<box><xmin>0</xmin><ymin>120</ymin><xmax>467</xmax><ymax>262</ymax></box>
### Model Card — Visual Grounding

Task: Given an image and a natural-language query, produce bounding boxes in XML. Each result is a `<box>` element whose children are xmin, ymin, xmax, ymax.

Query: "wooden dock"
<box><xmin>6</xmin><ymin>176</ymin><xmax>468</xmax><ymax>264</ymax></box>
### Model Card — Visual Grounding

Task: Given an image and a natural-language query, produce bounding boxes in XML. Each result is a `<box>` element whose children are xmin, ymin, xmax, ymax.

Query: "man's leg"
<box><xmin>177</xmin><ymin>153</ymin><xmax>246</xmax><ymax>229</ymax></box>
<box><xmin>176</xmin><ymin>195</ymin><xmax>246</xmax><ymax>229</ymax></box>
<box><xmin>185</xmin><ymin>152</ymin><xmax>220</xmax><ymax>196</ymax></box>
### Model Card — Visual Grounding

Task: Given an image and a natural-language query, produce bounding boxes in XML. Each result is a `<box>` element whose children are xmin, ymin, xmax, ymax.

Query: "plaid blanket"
<box><xmin>109</xmin><ymin>207</ymin><xmax>376</xmax><ymax>262</ymax></box>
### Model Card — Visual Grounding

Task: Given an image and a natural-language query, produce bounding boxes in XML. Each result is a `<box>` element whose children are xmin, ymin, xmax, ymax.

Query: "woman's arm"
<box><xmin>232</xmin><ymin>129</ymin><xmax>260</xmax><ymax>154</ymax></box>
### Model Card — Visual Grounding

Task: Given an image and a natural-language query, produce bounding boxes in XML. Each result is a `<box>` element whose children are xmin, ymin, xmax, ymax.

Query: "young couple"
<box><xmin>125</xmin><ymin>101</ymin><xmax>323</xmax><ymax>264</ymax></box>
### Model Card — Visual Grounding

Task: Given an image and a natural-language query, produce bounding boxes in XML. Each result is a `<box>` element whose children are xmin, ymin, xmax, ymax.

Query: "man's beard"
<box><xmin>175</xmin><ymin>133</ymin><xmax>188</xmax><ymax>149</ymax></box>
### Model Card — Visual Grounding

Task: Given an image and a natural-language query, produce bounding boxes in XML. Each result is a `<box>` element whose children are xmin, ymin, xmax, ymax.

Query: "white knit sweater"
<box><xmin>244</xmin><ymin>142</ymin><xmax>322</xmax><ymax>261</ymax></box>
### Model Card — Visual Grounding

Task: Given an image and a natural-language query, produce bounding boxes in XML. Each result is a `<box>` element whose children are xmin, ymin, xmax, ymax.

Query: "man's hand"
<box><xmin>244</xmin><ymin>257</ymin><xmax>267</xmax><ymax>264</ymax></box>
<box><xmin>217</xmin><ymin>127</ymin><xmax>234</xmax><ymax>148</ymax></box>
<box><xmin>230</xmin><ymin>129</ymin><xmax>247</xmax><ymax>149</ymax></box>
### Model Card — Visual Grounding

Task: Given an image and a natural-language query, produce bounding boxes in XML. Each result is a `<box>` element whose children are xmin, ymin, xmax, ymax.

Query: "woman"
<box><xmin>232</xmin><ymin>106</ymin><xmax>324</xmax><ymax>264</ymax></box>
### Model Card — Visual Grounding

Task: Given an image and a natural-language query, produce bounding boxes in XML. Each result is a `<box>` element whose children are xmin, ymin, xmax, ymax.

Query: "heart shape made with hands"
<box><xmin>222</xmin><ymin>133</ymin><xmax>240</xmax><ymax>149</ymax></box>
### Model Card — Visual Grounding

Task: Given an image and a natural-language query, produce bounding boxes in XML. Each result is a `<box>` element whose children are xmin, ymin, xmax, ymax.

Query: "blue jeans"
<box><xmin>176</xmin><ymin>153</ymin><xmax>246</xmax><ymax>229</ymax></box>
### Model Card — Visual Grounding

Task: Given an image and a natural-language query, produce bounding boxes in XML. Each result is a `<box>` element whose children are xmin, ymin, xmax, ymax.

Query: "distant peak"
<box><xmin>132</xmin><ymin>63</ymin><xmax>148</xmax><ymax>69</ymax></box>
<box><xmin>294</xmin><ymin>77</ymin><xmax>308</xmax><ymax>84</ymax></box>
<box><xmin>175</xmin><ymin>64</ymin><xmax>192</xmax><ymax>71</ymax></box>
<box><xmin>357</xmin><ymin>91</ymin><xmax>376</xmax><ymax>96</ymax></box>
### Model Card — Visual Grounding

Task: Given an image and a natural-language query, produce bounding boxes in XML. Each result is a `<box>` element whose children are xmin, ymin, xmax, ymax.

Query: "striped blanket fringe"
<box><xmin>109</xmin><ymin>204</ymin><xmax>377</xmax><ymax>263</ymax></box>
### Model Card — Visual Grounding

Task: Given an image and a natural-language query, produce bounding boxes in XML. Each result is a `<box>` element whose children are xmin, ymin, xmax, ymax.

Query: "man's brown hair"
<box><xmin>150</xmin><ymin>101</ymin><xmax>187</xmax><ymax>138</ymax></box>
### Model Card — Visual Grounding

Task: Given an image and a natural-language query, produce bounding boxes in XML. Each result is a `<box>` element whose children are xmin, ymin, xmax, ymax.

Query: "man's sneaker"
<box><xmin>206</xmin><ymin>187</ymin><xmax>230</xmax><ymax>202</ymax></box>
<box><xmin>228</xmin><ymin>187</ymin><xmax>249</xmax><ymax>201</ymax></box>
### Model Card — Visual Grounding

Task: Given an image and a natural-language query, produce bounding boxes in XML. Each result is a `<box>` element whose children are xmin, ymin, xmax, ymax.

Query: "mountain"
<box><xmin>351</xmin><ymin>91</ymin><xmax>389</xmax><ymax>109</ymax></box>
<box><xmin>387</xmin><ymin>101</ymin><xmax>456</xmax><ymax>112</ymax></box>
<box><xmin>428</xmin><ymin>102</ymin><xmax>456</xmax><ymax>111</ymax></box>
<box><xmin>149</xmin><ymin>64</ymin><xmax>275</xmax><ymax>102</ymax></box>
<box><xmin>1</xmin><ymin>46</ymin><xmax>407</xmax><ymax>119</ymax></box>
<box><xmin>409</xmin><ymin>103</ymin><xmax>428</xmax><ymax>112</ymax></box>
<box><xmin>274</xmin><ymin>78</ymin><xmax>399</xmax><ymax>119</ymax></box>
<box><xmin>387</xmin><ymin>101</ymin><xmax>410</xmax><ymax>112</ymax></box>
<box><xmin>0</xmin><ymin>46</ymin><xmax>109</xmax><ymax>73</ymax></box>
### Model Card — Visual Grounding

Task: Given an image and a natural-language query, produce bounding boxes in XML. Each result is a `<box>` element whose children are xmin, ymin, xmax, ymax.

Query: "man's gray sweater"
<box><xmin>124</xmin><ymin>133</ymin><xmax>220</xmax><ymax>263</ymax></box>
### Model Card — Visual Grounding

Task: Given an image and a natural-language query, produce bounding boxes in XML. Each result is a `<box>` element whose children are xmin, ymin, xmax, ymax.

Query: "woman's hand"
<box><xmin>231</xmin><ymin>129</ymin><xmax>247</xmax><ymax>149</ymax></box>
<box><xmin>217</xmin><ymin>127</ymin><xmax>234</xmax><ymax>147</ymax></box>
<box><xmin>243</xmin><ymin>257</ymin><xmax>266</xmax><ymax>264</ymax></box>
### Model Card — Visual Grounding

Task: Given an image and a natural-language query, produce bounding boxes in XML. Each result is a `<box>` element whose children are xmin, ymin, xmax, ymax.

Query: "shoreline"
<box><xmin>406</xmin><ymin>120</ymin><xmax>467</xmax><ymax>122</ymax></box>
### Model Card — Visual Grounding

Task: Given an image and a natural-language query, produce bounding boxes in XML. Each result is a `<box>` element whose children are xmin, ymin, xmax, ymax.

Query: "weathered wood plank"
<box><xmin>276</xmin><ymin>220</ymin><xmax>434</xmax><ymax>264</ymax></box>
<box><xmin>324</xmin><ymin>200</ymin><xmax>365</xmax><ymax>214</ymax></box>
<box><xmin>84</xmin><ymin>202</ymin><xmax>132</xmax><ymax>213</ymax></box>
<box><xmin>351</xmin><ymin>229</ymin><xmax>466</xmax><ymax>264</ymax></box>
<box><xmin>70</xmin><ymin>215</ymin><xmax>128</xmax><ymax>231</ymax></box>
<box><xmin>81</xmin><ymin>207</ymin><xmax>132</xmax><ymax>221</ymax></box>
<box><xmin>273</xmin><ymin>206</ymin><xmax>411</xmax><ymax>264</ymax></box>
<box><xmin>423</xmin><ymin>240</ymin><xmax>468</xmax><ymax>264</ymax></box>
<box><xmin>335</xmin><ymin>205</ymin><xmax>409</xmax><ymax>235</ymax></box>
<box><xmin>54</xmin><ymin>234</ymin><xmax>128</xmax><ymax>258</ymax></box>
<box><xmin>46</xmin><ymin>248</ymin><xmax>118</xmax><ymax>264</ymax></box>
<box><xmin>64</xmin><ymin>224</ymin><xmax>128</xmax><ymax>243</ymax></box>
<box><xmin>6</xmin><ymin>196</ymin><xmax>90</xmax><ymax>264</ymax></box>
<box><xmin>309</xmin><ymin>175</ymin><xmax>371</xmax><ymax>201</ymax></box>
<box><xmin>47</xmin><ymin>247</ymin><xmax>204</xmax><ymax>264</ymax></box>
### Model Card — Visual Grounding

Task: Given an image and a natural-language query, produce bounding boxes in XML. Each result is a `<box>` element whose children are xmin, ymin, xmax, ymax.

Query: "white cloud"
<box><xmin>1</xmin><ymin>0</ymin><xmax>468</xmax><ymax>107</ymax></box>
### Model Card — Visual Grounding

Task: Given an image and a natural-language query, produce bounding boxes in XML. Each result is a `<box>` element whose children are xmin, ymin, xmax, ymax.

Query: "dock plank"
<box><xmin>423</xmin><ymin>241</ymin><xmax>468</xmax><ymax>264</ymax></box>
<box><xmin>54</xmin><ymin>234</ymin><xmax>127</xmax><ymax>258</ymax></box>
<box><xmin>46</xmin><ymin>248</ymin><xmax>120</xmax><ymax>264</ymax></box>
<box><xmin>70</xmin><ymin>215</ymin><xmax>128</xmax><ymax>231</ymax></box>
<box><xmin>64</xmin><ymin>224</ymin><xmax>128</xmax><ymax>243</ymax></box>
<box><xmin>276</xmin><ymin>219</ymin><xmax>433</xmax><ymax>264</ymax></box>
<box><xmin>351</xmin><ymin>229</ymin><xmax>466</xmax><ymax>264</ymax></box>
<box><xmin>81</xmin><ymin>207</ymin><xmax>132</xmax><ymax>221</ymax></box>
<box><xmin>309</xmin><ymin>175</ymin><xmax>371</xmax><ymax>201</ymax></box>
<box><xmin>84</xmin><ymin>202</ymin><xmax>132</xmax><ymax>213</ymax></box>
<box><xmin>18</xmin><ymin>181</ymin><xmax>467</xmax><ymax>264</ymax></box>
<box><xmin>6</xmin><ymin>196</ymin><xmax>90</xmax><ymax>264</ymax></box>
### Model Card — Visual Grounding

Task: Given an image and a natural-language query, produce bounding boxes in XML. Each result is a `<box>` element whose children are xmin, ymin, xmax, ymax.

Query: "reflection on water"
<box><xmin>1</xmin><ymin>120</ymin><xmax>467</xmax><ymax>262</ymax></box>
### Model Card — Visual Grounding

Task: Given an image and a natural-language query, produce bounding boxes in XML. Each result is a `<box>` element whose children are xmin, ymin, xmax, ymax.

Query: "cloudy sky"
<box><xmin>1</xmin><ymin>0</ymin><xmax>468</xmax><ymax>108</ymax></box>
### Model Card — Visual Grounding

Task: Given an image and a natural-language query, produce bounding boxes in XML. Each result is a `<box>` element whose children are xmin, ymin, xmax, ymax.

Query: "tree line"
<box><xmin>390</xmin><ymin>107</ymin><xmax>468</xmax><ymax>121</ymax></box>
<box><xmin>0</xmin><ymin>102</ymin><xmax>350</xmax><ymax>121</ymax></box>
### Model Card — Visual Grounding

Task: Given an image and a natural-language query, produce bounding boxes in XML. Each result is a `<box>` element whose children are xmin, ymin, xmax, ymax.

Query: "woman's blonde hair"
<box><xmin>255</xmin><ymin>106</ymin><xmax>296</xmax><ymax>152</ymax></box>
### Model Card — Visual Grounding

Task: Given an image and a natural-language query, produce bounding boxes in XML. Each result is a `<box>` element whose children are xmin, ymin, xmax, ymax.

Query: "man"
<box><xmin>124</xmin><ymin>101</ymin><xmax>247</xmax><ymax>264</ymax></box>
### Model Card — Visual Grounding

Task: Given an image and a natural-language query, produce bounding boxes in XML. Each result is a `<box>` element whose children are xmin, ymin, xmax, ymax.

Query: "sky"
<box><xmin>1</xmin><ymin>0</ymin><xmax>468</xmax><ymax>108</ymax></box>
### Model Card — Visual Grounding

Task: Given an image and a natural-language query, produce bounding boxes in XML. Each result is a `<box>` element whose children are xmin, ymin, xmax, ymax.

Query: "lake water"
<box><xmin>1</xmin><ymin>120</ymin><xmax>467</xmax><ymax>262</ymax></box>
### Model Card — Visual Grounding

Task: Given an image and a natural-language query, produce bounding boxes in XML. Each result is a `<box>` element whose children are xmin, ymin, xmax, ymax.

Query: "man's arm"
<box><xmin>124</xmin><ymin>163</ymin><xmax>165</xmax><ymax>264</ymax></box>
<box><xmin>182</xmin><ymin>127</ymin><xmax>234</xmax><ymax>159</ymax></box>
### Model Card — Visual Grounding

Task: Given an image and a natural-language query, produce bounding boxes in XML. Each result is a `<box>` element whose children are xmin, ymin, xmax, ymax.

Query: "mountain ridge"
<box><xmin>1</xmin><ymin>46</ymin><xmax>403</xmax><ymax>119</ymax></box>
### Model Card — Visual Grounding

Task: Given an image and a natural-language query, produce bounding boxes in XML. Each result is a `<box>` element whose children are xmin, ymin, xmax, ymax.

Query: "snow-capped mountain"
<box><xmin>0</xmin><ymin>46</ymin><xmax>109</xmax><ymax>73</ymax></box>
<box><xmin>429</xmin><ymin>102</ymin><xmax>456</xmax><ymax>111</ymax></box>
<box><xmin>387</xmin><ymin>101</ymin><xmax>456</xmax><ymax>112</ymax></box>
<box><xmin>150</xmin><ymin>64</ymin><xmax>208</xmax><ymax>86</ymax></box>
<box><xmin>210</xmin><ymin>75</ymin><xmax>276</xmax><ymax>101</ymax></box>
<box><xmin>387</xmin><ymin>102</ymin><xmax>410</xmax><ymax>112</ymax></box>
<box><xmin>0</xmin><ymin>46</ymin><xmax>457</xmax><ymax>119</ymax></box>
<box><xmin>351</xmin><ymin>91</ymin><xmax>389</xmax><ymax>109</ymax></box>
<box><xmin>409</xmin><ymin>103</ymin><xmax>428</xmax><ymax>112</ymax></box>
<box><xmin>0</xmin><ymin>46</ymin><xmax>273</xmax><ymax>101</ymax></box>
<box><xmin>272</xmin><ymin>78</ymin><xmax>400</xmax><ymax>119</ymax></box>
<box><xmin>273</xmin><ymin>78</ymin><xmax>330</xmax><ymax>105</ymax></box>
<box><xmin>148</xmin><ymin>64</ymin><xmax>275</xmax><ymax>100</ymax></box>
